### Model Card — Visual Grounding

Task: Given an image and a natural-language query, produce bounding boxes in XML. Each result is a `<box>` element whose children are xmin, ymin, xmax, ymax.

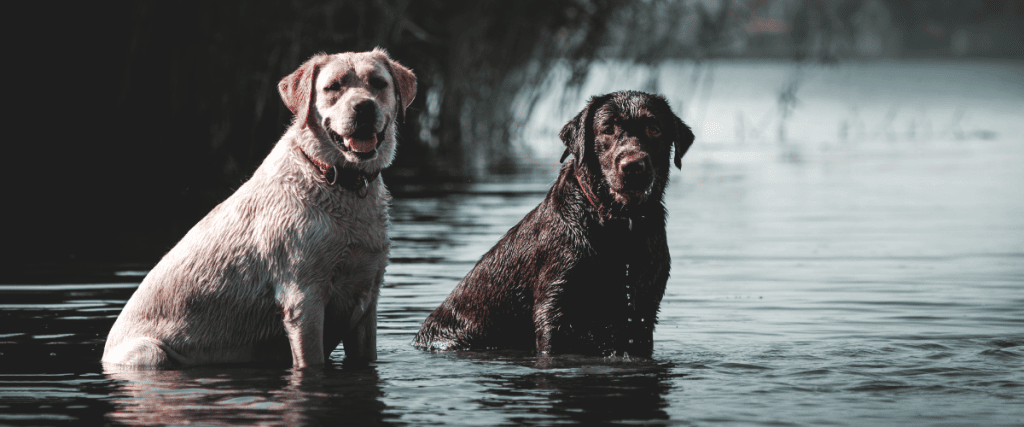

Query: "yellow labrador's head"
<box><xmin>279</xmin><ymin>49</ymin><xmax>416</xmax><ymax>171</ymax></box>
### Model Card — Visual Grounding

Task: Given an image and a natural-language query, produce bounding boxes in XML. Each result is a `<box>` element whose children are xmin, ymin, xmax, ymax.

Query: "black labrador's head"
<box><xmin>560</xmin><ymin>91</ymin><xmax>694</xmax><ymax>209</ymax></box>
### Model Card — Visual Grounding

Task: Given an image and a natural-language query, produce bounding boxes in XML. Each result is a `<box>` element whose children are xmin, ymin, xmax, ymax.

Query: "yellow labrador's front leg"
<box><xmin>279</xmin><ymin>287</ymin><xmax>326</xmax><ymax>368</ymax></box>
<box><xmin>342</xmin><ymin>291</ymin><xmax>378</xmax><ymax>362</ymax></box>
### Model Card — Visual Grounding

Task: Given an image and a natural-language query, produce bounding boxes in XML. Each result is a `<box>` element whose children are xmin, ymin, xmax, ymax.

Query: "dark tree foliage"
<box><xmin>116</xmin><ymin>0</ymin><xmax>627</xmax><ymax>183</ymax></box>
<box><xmin>7</xmin><ymin>0</ymin><xmax>628</xmax><ymax>267</ymax></box>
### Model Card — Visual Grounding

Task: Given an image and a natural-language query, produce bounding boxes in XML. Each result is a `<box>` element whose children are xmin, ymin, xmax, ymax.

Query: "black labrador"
<box><xmin>413</xmin><ymin>91</ymin><xmax>694</xmax><ymax>358</ymax></box>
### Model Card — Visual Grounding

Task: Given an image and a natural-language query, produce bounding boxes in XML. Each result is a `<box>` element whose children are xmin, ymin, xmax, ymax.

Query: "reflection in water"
<box><xmin>395</xmin><ymin>350</ymin><xmax>675</xmax><ymax>425</ymax></box>
<box><xmin>506</xmin><ymin>356</ymin><xmax>673</xmax><ymax>424</ymax></box>
<box><xmin>104</xmin><ymin>364</ymin><xmax>390</xmax><ymax>426</ymax></box>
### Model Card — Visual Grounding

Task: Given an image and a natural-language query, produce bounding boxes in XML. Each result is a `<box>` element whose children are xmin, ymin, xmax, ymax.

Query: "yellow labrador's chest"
<box><xmin>334</xmin><ymin>202</ymin><xmax>390</xmax><ymax>250</ymax></box>
<box><xmin>326</xmin><ymin>243</ymin><xmax>386</xmax><ymax>321</ymax></box>
<box><xmin>306</xmin><ymin>181</ymin><xmax>390</xmax><ymax>248</ymax></box>
<box><xmin>323</xmin><ymin>191</ymin><xmax>390</xmax><ymax>289</ymax></box>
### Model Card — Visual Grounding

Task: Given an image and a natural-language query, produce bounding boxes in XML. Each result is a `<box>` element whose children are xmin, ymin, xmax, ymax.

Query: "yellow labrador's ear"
<box><xmin>559</xmin><ymin>94</ymin><xmax>610</xmax><ymax>168</ymax></box>
<box><xmin>673</xmin><ymin>115</ymin><xmax>694</xmax><ymax>169</ymax></box>
<box><xmin>375</xmin><ymin>48</ymin><xmax>417</xmax><ymax>123</ymax></box>
<box><xmin>278</xmin><ymin>53</ymin><xmax>329</xmax><ymax>128</ymax></box>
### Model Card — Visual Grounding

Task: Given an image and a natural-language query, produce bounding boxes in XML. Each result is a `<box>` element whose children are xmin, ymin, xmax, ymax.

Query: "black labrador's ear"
<box><xmin>559</xmin><ymin>147</ymin><xmax>573</xmax><ymax>164</ymax></box>
<box><xmin>673</xmin><ymin>115</ymin><xmax>695</xmax><ymax>169</ymax></box>
<box><xmin>559</xmin><ymin>94</ymin><xmax>610</xmax><ymax>167</ymax></box>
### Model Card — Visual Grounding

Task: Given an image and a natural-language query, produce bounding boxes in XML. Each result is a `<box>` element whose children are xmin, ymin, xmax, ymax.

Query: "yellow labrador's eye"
<box><xmin>326</xmin><ymin>82</ymin><xmax>341</xmax><ymax>92</ymax></box>
<box><xmin>369</xmin><ymin>77</ymin><xmax>388</xmax><ymax>90</ymax></box>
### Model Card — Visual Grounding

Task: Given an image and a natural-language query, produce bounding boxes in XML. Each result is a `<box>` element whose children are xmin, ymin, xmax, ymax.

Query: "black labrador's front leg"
<box><xmin>534</xmin><ymin>291</ymin><xmax>557</xmax><ymax>354</ymax></box>
<box><xmin>620</xmin><ymin>251</ymin><xmax>670</xmax><ymax>358</ymax></box>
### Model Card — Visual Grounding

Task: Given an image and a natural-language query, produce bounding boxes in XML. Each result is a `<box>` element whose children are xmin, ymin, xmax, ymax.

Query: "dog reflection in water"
<box><xmin>104</xmin><ymin>366</ymin><xmax>386</xmax><ymax>424</ymax></box>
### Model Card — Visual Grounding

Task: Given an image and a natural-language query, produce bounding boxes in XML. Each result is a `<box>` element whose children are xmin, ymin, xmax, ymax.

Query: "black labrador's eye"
<box><xmin>648</xmin><ymin>124</ymin><xmax>662</xmax><ymax>137</ymax></box>
<box><xmin>369</xmin><ymin>77</ymin><xmax>388</xmax><ymax>90</ymax></box>
<box><xmin>601</xmin><ymin>125</ymin><xmax>615</xmax><ymax>135</ymax></box>
<box><xmin>326</xmin><ymin>82</ymin><xmax>341</xmax><ymax>92</ymax></box>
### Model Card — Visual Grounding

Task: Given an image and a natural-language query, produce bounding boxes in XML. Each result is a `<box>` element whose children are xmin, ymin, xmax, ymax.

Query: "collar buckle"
<box><xmin>326</xmin><ymin>165</ymin><xmax>338</xmax><ymax>186</ymax></box>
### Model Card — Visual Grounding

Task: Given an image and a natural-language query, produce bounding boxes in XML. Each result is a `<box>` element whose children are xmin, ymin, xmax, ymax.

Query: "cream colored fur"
<box><xmin>102</xmin><ymin>49</ymin><xmax>416</xmax><ymax>368</ymax></box>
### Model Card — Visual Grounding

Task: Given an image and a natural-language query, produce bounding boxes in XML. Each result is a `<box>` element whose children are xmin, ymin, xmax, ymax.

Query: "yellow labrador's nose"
<box><xmin>354</xmin><ymin>100</ymin><xmax>377</xmax><ymax>123</ymax></box>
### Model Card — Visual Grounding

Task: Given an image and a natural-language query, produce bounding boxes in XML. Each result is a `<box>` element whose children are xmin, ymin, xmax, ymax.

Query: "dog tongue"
<box><xmin>347</xmin><ymin>136</ymin><xmax>377</xmax><ymax>153</ymax></box>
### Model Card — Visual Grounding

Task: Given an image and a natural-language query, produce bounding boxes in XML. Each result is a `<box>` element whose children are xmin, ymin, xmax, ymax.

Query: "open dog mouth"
<box><xmin>615</xmin><ymin>183</ymin><xmax>654</xmax><ymax>201</ymax></box>
<box><xmin>328</xmin><ymin>125</ymin><xmax>386</xmax><ymax>160</ymax></box>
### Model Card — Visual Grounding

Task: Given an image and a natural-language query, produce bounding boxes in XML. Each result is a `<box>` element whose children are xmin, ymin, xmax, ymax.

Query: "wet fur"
<box><xmin>414</xmin><ymin>91</ymin><xmax>693</xmax><ymax>357</ymax></box>
<box><xmin>103</xmin><ymin>49</ymin><xmax>416</xmax><ymax>368</ymax></box>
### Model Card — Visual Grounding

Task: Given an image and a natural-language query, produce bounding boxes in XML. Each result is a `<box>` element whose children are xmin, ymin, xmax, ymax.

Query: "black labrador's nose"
<box><xmin>354</xmin><ymin>100</ymin><xmax>377</xmax><ymax>123</ymax></box>
<box><xmin>619</xmin><ymin>155</ymin><xmax>649</xmax><ymax>176</ymax></box>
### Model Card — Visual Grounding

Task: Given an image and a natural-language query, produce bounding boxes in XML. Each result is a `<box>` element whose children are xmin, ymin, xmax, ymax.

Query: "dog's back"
<box><xmin>414</xmin><ymin>182</ymin><xmax>582</xmax><ymax>351</ymax></box>
<box><xmin>103</xmin><ymin>142</ymin><xmax>393</xmax><ymax>365</ymax></box>
<box><xmin>103</xmin><ymin>159</ymin><xmax>301</xmax><ymax>365</ymax></box>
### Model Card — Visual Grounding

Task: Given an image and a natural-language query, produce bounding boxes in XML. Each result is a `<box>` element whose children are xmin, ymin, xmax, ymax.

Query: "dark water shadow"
<box><xmin>103</xmin><ymin>362</ymin><xmax>393</xmax><ymax>426</ymax></box>
<box><xmin>451</xmin><ymin>350</ymin><xmax>676</xmax><ymax>425</ymax></box>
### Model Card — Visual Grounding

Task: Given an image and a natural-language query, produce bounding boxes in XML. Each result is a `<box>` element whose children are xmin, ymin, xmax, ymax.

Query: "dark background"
<box><xmin>5</xmin><ymin>0</ymin><xmax>1022</xmax><ymax>280</ymax></box>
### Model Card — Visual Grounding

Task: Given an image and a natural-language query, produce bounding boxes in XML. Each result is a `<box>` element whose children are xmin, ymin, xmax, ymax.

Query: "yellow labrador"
<box><xmin>103</xmin><ymin>49</ymin><xmax>416</xmax><ymax>368</ymax></box>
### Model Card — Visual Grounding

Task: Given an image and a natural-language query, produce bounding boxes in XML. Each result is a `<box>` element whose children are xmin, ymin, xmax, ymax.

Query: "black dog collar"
<box><xmin>328</xmin><ymin>165</ymin><xmax>380</xmax><ymax>198</ymax></box>
<box><xmin>295</xmin><ymin>143</ymin><xmax>380</xmax><ymax>198</ymax></box>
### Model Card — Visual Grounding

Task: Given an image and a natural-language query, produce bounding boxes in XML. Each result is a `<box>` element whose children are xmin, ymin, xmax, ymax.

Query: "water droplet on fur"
<box><xmin>50</xmin><ymin>353</ymin><xmax>56</xmax><ymax>357</ymax></box>
<box><xmin>628</xmin><ymin>318</ymin><xmax>633</xmax><ymax>322</ymax></box>
<box><xmin>629</xmin><ymin>339</ymin><xmax>634</xmax><ymax>344</ymax></box>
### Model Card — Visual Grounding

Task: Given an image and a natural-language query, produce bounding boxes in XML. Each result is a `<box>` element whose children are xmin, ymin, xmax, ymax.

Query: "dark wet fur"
<box><xmin>414</xmin><ymin>91</ymin><xmax>694</xmax><ymax>357</ymax></box>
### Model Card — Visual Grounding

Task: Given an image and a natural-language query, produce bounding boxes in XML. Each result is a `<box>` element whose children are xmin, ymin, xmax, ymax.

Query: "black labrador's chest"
<box><xmin>551</xmin><ymin>217</ymin><xmax>665</xmax><ymax>356</ymax></box>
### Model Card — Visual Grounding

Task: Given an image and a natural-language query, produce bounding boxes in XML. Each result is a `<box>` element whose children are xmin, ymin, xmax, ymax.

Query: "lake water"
<box><xmin>2</xmin><ymin>60</ymin><xmax>1023</xmax><ymax>426</ymax></box>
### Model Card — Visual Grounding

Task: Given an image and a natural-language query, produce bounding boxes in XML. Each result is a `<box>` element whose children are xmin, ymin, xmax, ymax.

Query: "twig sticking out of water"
<box><xmin>777</xmin><ymin>68</ymin><xmax>804</xmax><ymax>144</ymax></box>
